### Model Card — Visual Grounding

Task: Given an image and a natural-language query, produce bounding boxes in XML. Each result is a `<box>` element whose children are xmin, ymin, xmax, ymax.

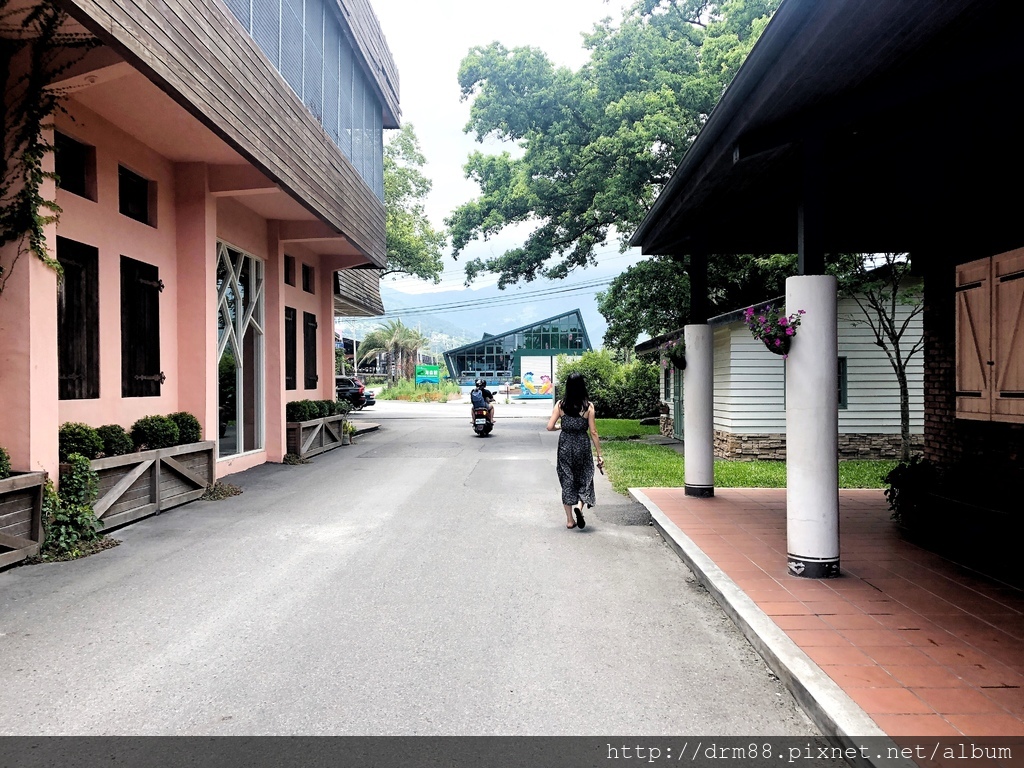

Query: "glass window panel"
<box><xmin>225</xmin><ymin>0</ymin><xmax>251</xmax><ymax>32</ymax></box>
<box><xmin>339</xmin><ymin>35</ymin><xmax>353</xmax><ymax>158</ymax></box>
<box><xmin>302</xmin><ymin>0</ymin><xmax>324</xmax><ymax>120</ymax></box>
<box><xmin>280</xmin><ymin>0</ymin><xmax>303</xmax><ymax>97</ymax></box>
<box><xmin>251</xmin><ymin>0</ymin><xmax>280</xmax><ymax>69</ymax></box>
<box><xmin>218</xmin><ymin>342</ymin><xmax>239</xmax><ymax>457</ymax></box>
<box><xmin>352</xmin><ymin>70</ymin><xmax>364</xmax><ymax>175</ymax></box>
<box><xmin>323</xmin><ymin>20</ymin><xmax>340</xmax><ymax>143</ymax></box>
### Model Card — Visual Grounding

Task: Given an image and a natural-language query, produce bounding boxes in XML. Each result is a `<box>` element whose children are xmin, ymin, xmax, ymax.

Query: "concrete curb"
<box><xmin>629</xmin><ymin>488</ymin><xmax>914</xmax><ymax>768</ymax></box>
<box><xmin>350</xmin><ymin>422</ymin><xmax>380</xmax><ymax>436</ymax></box>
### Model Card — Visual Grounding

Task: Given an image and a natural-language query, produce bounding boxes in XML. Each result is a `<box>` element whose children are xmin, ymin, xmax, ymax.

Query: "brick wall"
<box><xmin>711</xmin><ymin>431</ymin><xmax>922</xmax><ymax>461</ymax></box>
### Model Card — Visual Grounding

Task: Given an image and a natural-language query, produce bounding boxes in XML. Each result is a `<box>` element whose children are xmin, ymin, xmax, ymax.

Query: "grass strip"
<box><xmin>601</xmin><ymin>442</ymin><xmax>896</xmax><ymax>495</ymax></box>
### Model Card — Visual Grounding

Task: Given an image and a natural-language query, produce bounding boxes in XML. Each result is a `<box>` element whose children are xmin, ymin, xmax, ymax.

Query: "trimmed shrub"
<box><xmin>58</xmin><ymin>422</ymin><xmax>104</xmax><ymax>462</ymax></box>
<box><xmin>96</xmin><ymin>425</ymin><xmax>135</xmax><ymax>457</ymax></box>
<box><xmin>335</xmin><ymin>399</ymin><xmax>353</xmax><ymax>415</ymax></box>
<box><xmin>0</xmin><ymin>445</ymin><xmax>10</xmax><ymax>480</ymax></box>
<box><xmin>315</xmin><ymin>400</ymin><xmax>332</xmax><ymax>418</ymax></box>
<box><xmin>285</xmin><ymin>400</ymin><xmax>320</xmax><ymax>422</ymax></box>
<box><xmin>131</xmin><ymin>415</ymin><xmax>180</xmax><ymax>451</ymax></box>
<box><xmin>168</xmin><ymin>411</ymin><xmax>202</xmax><ymax>445</ymax></box>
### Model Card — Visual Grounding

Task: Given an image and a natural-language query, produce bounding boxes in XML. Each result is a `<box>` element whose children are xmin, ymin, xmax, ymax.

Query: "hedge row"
<box><xmin>285</xmin><ymin>399</ymin><xmax>351</xmax><ymax>422</ymax></box>
<box><xmin>58</xmin><ymin>412</ymin><xmax>204</xmax><ymax>461</ymax></box>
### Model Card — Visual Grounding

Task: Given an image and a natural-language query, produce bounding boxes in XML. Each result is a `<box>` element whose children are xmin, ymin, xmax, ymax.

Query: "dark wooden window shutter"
<box><xmin>121</xmin><ymin>255</ymin><xmax>163</xmax><ymax>397</ymax></box>
<box><xmin>284</xmin><ymin>254</ymin><xmax>296</xmax><ymax>286</ymax></box>
<box><xmin>303</xmin><ymin>311</ymin><xmax>318</xmax><ymax>389</ymax></box>
<box><xmin>302</xmin><ymin>263</ymin><xmax>315</xmax><ymax>293</ymax></box>
<box><xmin>285</xmin><ymin>306</ymin><xmax>297</xmax><ymax>390</ymax></box>
<box><xmin>56</xmin><ymin>237</ymin><xmax>100</xmax><ymax>399</ymax></box>
<box><xmin>118</xmin><ymin>166</ymin><xmax>151</xmax><ymax>225</ymax></box>
<box><xmin>993</xmin><ymin>249</ymin><xmax>1024</xmax><ymax>422</ymax></box>
<box><xmin>955</xmin><ymin>257</ymin><xmax>992</xmax><ymax>420</ymax></box>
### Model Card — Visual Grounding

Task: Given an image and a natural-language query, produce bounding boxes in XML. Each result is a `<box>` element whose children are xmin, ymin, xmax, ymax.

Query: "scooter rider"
<box><xmin>470</xmin><ymin>378</ymin><xmax>496</xmax><ymax>424</ymax></box>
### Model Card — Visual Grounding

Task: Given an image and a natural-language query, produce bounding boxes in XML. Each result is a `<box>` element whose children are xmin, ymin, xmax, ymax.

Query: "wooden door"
<box><xmin>955</xmin><ymin>257</ymin><xmax>991</xmax><ymax>420</ymax></box>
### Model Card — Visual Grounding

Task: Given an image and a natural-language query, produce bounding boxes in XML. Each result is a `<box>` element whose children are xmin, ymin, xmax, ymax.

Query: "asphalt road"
<box><xmin>0</xmin><ymin>398</ymin><xmax>823</xmax><ymax>736</ymax></box>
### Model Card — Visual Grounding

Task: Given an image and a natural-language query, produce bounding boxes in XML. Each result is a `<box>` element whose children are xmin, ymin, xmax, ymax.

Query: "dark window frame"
<box><xmin>285</xmin><ymin>306</ymin><xmax>297</xmax><ymax>390</ymax></box>
<box><xmin>118</xmin><ymin>165</ymin><xmax>156</xmax><ymax>226</ymax></box>
<box><xmin>121</xmin><ymin>255</ymin><xmax>163</xmax><ymax>397</ymax></box>
<box><xmin>302</xmin><ymin>263</ymin><xmax>315</xmax><ymax>294</ymax></box>
<box><xmin>303</xmin><ymin>311</ymin><xmax>318</xmax><ymax>389</ymax></box>
<box><xmin>284</xmin><ymin>254</ymin><xmax>296</xmax><ymax>286</ymax></box>
<box><xmin>56</xmin><ymin>237</ymin><xmax>100</xmax><ymax>399</ymax></box>
<box><xmin>838</xmin><ymin>356</ymin><xmax>848</xmax><ymax>410</ymax></box>
<box><xmin>54</xmin><ymin>131</ymin><xmax>96</xmax><ymax>201</ymax></box>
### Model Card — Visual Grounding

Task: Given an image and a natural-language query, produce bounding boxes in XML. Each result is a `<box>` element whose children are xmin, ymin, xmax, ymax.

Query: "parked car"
<box><xmin>356</xmin><ymin>378</ymin><xmax>376</xmax><ymax>408</ymax></box>
<box><xmin>335</xmin><ymin>376</ymin><xmax>366</xmax><ymax>409</ymax></box>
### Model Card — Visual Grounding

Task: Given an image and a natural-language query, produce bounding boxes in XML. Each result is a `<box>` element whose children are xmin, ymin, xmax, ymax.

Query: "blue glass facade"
<box><xmin>225</xmin><ymin>0</ymin><xmax>384</xmax><ymax>199</ymax></box>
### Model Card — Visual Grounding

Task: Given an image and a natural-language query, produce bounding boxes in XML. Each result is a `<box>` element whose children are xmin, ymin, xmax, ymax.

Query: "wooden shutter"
<box><xmin>303</xmin><ymin>311</ymin><xmax>318</xmax><ymax>389</ymax></box>
<box><xmin>56</xmin><ymin>237</ymin><xmax>99</xmax><ymax>399</ymax></box>
<box><xmin>284</xmin><ymin>307</ymin><xmax>297</xmax><ymax>390</ymax></box>
<box><xmin>121</xmin><ymin>256</ymin><xmax>163</xmax><ymax>397</ymax></box>
<box><xmin>955</xmin><ymin>257</ymin><xmax>992</xmax><ymax>420</ymax></box>
<box><xmin>993</xmin><ymin>248</ymin><xmax>1024</xmax><ymax>422</ymax></box>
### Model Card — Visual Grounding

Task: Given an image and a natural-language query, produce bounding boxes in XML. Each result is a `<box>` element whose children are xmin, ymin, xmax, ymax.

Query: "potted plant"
<box><xmin>60</xmin><ymin>414</ymin><xmax>215</xmax><ymax>531</ymax></box>
<box><xmin>286</xmin><ymin>399</ymin><xmax>350</xmax><ymax>458</ymax></box>
<box><xmin>341</xmin><ymin>420</ymin><xmax>357</xmax><ymax>445</ymax></box>
<box><xmin>744</xmin><ymin>304</ymin><xmax>805</xmax><ymax>357</ymax></box>
<box><xmin>0</xmin><ymin>445</ymin><xmax>46</xmax><ymax>568</ymax></box>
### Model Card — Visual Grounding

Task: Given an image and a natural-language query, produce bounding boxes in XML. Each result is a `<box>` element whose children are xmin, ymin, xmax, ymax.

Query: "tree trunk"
<box><xmin>896</xmin><ymin>365</ymin><xmax>912</xmax><ymax>462</ymax></box>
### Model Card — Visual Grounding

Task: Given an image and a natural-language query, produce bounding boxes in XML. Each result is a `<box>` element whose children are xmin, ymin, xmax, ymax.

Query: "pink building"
<box><xmin>0</xmin><ymin>0</ymin><xmax>397</xmax><ymax>480</ymax></box>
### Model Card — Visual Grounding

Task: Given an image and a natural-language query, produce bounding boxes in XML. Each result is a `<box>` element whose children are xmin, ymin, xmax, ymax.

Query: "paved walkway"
<box><xmin>630</xmin><ymin>487</ymin><xmax>1024</xmax><ymax>745</ymax></box>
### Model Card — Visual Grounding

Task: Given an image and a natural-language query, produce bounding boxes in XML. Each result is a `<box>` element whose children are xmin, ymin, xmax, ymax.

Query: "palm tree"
<box><xmin>357</xmin><ymin>320</ymin><xmax>428</xmax><ymax>382</ymax></box>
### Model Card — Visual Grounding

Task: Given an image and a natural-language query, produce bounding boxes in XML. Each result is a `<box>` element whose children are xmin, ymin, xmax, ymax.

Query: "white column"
<box><xmin>785</xmin><ymin>275</ymin><xmax>839</xmax><ymax>578</ymax></box>
<box><xmin>683</xmin><ymin>324</ymin><xmax>714</xmax><ymax>497</ymax></box>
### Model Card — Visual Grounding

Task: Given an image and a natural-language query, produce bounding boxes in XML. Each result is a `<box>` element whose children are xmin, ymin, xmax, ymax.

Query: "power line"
<box><xmin>373</xmin><ymin>278</ymin><xmax>613</xmax><ymax>319</ymax></box>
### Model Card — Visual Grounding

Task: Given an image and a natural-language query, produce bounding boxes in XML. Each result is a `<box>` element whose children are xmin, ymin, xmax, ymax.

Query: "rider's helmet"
<box><xmin>474</xmin><ymin>378</ymin><xmax>486</xmax><ymax>389</ymax></box>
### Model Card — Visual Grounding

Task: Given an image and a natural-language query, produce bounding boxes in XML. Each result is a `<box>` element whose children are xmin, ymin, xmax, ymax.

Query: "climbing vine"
<box><xmin>0</xmin><ymin>0</ymin><xmax>96</xmax><ymax>295</ymax></box>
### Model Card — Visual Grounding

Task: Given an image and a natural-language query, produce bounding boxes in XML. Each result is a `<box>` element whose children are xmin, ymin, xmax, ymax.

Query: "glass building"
<box><xmin>443</xmin><ymin>310</ymin><xmax>592</xmax><ymax>386</ymax></box>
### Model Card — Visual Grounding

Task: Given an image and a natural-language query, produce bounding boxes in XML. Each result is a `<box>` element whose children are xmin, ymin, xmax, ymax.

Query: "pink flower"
<box><xmin>758</xmin><ymin>316</ymin><xmax>765</xmax><ymax>323</ymax></box>
<box><xmin>798</xmin><ymin>309</ymin><xmax>806</xmax><ymax>315</ymax></box>
<box><xmin>779</xmin><ymin>316</ymin><xmax>789</xmax><ymax>326</ymax></box>
<box><xmin>785</xmin><ymin>327</ymin><xmax>794</xmax><ymax>336</ymax></box>
<box><xmin>744</xmin><ymin>307</ymin><xmax>754</xmax><ymax>318</ymax></box>
<box><xmin>774</xmin><ymin>339</ymin><xmax>781</xmax><ymax>347</ymax></box>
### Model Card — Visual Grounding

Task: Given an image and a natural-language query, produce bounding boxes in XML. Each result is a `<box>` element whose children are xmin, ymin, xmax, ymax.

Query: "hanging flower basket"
<box><xmin>660</xmin><ymin>338</ymin><xmax>686</xmax><ymax>369</ymax></box>
<box><xmin>667</xmin><ymin>339</ymin><xmax>686</xmax><ymax>369</ymax></box>
<box><xmin>744</xmin><ymin>305</ymin><xmax>805</xmax><ymax>359</ymax></box>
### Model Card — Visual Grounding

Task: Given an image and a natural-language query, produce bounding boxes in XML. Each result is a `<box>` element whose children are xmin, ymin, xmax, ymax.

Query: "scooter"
<box><xmin>472</xmin><ymin>406</ymin><xmax>493</xmax><ymax>437</ymax></box>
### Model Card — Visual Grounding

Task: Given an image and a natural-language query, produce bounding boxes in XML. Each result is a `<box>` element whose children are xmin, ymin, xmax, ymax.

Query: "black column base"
<box><xmin>787</xmin><ymin>554</ymin><xmax>840</xmax><ymax>578</ymax></box>
<box><xmin>684</xmin><ymin>484</ymin><xmax>714</xmax><ymax>498</ymax></box>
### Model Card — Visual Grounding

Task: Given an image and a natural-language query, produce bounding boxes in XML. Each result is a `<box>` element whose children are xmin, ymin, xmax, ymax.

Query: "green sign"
<box><xmin>415</xmin><ymin>364</ymin><xmax>440</xmax><ymax>384</ymax></box>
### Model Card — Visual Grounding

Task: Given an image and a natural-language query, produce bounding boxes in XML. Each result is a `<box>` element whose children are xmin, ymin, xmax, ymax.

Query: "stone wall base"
<box><xmin>659</xmin><ymin>414</ymin><xmax>673</xmax><ymax>437</ymax></box>
<box><xmin>713</xmin><ymin>431</ymin><xmax>924</xmax><ymax>461</ymax></box>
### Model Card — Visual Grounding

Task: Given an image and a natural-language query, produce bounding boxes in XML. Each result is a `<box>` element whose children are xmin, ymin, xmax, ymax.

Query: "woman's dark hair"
<box><xmin>561</xmin><ymin>372</ymin><xmax>589</xmax><ymax>417</ymax></box>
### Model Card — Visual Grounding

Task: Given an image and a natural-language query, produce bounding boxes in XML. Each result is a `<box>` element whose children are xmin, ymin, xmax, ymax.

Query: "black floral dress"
<box><xmin>556</xmin><ymin>402</ymin><xmax>596</xmax><ymax>508</ymax></box>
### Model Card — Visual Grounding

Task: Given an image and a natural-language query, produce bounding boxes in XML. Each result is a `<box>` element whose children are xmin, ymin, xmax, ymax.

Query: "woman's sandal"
<box><xmin>574</xmin><ymin>505</ymin><xmax>586</xmax><ymax>529</ymax></box>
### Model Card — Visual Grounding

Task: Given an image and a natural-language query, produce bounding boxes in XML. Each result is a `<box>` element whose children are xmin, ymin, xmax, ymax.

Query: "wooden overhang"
<box><xmin>56</xmin><ymin>0</ymin><xmax>399</xmax><ymax>267</ymax></box>
<box><xmin>630</xmin><ymin>0</ymin><xmax>1024</xmax><ymax>261</ymax></box>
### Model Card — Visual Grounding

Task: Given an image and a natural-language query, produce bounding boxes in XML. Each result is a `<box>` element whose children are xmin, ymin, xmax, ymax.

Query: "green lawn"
<box><xmin>601</xmin><ymin>441</ymin><xmax>895</xmax><ymax>496</ymax></box>
<box><xmin>595</xmin><ymin>419</ymin><xmax>660</xmax><ymax>440</ymax></box>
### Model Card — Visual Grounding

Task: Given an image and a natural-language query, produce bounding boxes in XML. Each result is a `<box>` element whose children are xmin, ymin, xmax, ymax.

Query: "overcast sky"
<box><xmin>366</xmin><ymin>0</ymin><xmax>647</xmax><ymax>336</ymax></box>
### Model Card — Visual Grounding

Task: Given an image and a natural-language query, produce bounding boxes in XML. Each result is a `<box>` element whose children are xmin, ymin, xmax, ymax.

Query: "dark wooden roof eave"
<box><xmin>630</xmin><ymin>0</ymin><xmax>1024</xmax><ymax>261</ymax></box>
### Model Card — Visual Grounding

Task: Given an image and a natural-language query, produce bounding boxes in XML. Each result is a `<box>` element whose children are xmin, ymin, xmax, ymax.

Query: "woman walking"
<box><xmin>546</xmin><ymin>372</ymin><xmax>603</xmax><ymax>529</ymax></box>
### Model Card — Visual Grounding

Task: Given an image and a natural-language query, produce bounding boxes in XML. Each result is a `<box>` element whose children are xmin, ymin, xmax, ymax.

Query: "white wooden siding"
<box><xmin>714</xmin><ymin>292</ymin><xmax>923</xmax><ymax>435</ymax></box>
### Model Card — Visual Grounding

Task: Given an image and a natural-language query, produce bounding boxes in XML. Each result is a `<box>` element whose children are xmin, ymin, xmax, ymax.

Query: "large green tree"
<box><xmin>446</xmin><ymin>0</ymin><xmax>779</xmax><ymax>288</ymax></box>
<box><xmin>597</xmin><ymin>252</ymin><xmax>796</xmax><ymax>348</ymax></box>
<box><xmin>382</xmin><ymin>124</ymin><xmax>445</xmax><ymax>283</ymax></box>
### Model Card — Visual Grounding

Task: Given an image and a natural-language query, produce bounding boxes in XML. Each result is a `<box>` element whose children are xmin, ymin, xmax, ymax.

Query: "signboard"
<box><xmin>415</xmin><ymin>364</ymin><xmax>440</xmax><ymax>385</ymax></box>
<box><xmin>518</xmin><ymin>356</ymin><xmax>554</xmax><ymax>399</ymax></box>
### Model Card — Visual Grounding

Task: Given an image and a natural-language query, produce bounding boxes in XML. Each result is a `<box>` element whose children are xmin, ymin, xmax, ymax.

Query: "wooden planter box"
<box><xmin>0</xmin><ymin>472</ymin><xmax>46</xmax><ymax>568</ymax></box>
<box><xmin>71</xmin><ymin>441</ymin><xmax>215</xmax><ymax>531</ymax></box>
<box><xmin>286</xmin><ymin>414</ymin><xmax>347</xmax><ymax>459</ymax></box>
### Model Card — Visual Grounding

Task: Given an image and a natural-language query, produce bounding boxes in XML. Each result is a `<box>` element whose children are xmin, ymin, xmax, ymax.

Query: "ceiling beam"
<box><xmin>208</xmin><ymin>165</ymin><xmax>278</xmax><ymax>196</ymax></box>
